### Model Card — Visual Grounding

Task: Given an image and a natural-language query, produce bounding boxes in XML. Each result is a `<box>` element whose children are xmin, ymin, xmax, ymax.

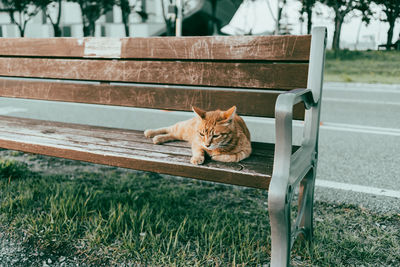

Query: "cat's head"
<box><xmin>192</xmin><ymin>106</ymin><xmax>237</xmax><ymax>150</ymax></box>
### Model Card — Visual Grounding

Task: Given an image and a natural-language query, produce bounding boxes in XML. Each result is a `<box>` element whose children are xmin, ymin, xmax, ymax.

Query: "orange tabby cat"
<box><xmin>144</xmin><ymin>106</ymin><xmax>251</xmax><ymax>165</ymax></box>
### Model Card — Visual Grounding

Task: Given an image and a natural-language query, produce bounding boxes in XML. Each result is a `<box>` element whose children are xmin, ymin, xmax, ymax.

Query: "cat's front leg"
<box><xmin>190</xmin><ymin>144</ymin><xmax>205</xmax><ymax>165</ymax></box>
<box><xmin>144</xmin><ymin>127</ymin><xmax>168</xmax><ymax>138</ymax></box>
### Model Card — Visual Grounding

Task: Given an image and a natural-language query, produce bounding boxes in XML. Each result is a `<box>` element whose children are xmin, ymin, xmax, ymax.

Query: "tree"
<box><xmin>373</xmin><ymin>0</ymin><xmax>400</xmax><ymax>49</ymax></box>
<box><xmin>1</xmin><ymin>0</ymin><xmax>40</xmax><ymax>37</ymax></box>
<box><xmin>276</xmin><ymin>0</ymin><xmax>287</xmax><ymax>34</ymax></box>
<box><xmin>34</xmin><ymin>0</ymin><xmax>63</xmax><ymax>37</ymax></box>
<box><xmin>67</xmin><ymin>0</ymin><xmax>115</xmax><ymax>36</ymax></box>
<box><xmin>321</xmin><ymin>0</ymin><xmax>371</xmax><ymax>51</ymax></box>
<box><xmin>300</xmin><ymin>0</ymin><xmax>317</xmax><ymax>34</ymax></box>
<box><xmin>118</xmin><ymin>0</ymin><xmax>131</xmax><ymax>36</ymax></box>
<box><xmin>116</xmin><ymin>0</ymin><xmax>148</xmax><ymax>37</ymax></box>
<box><xmin>161</xmin><ymin>0</ymin><xmax>175</xmax><ymax>36</ymax></box>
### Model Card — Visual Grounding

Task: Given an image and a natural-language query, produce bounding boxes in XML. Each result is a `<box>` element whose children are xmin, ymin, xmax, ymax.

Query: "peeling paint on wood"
<box><xmin>83</xmin><ymin>38</ymin><xmax>122</xmax><ymax>58</ymax></box>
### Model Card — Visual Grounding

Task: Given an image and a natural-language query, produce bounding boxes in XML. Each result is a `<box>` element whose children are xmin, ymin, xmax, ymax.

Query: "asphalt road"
<box><xmin>315</xmin><ymin>82</ymin><xmax>400</xmax><ymax>213</ymax></box>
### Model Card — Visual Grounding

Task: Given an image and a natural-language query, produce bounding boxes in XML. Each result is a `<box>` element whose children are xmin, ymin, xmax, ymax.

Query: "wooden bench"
<box><xmin>378</xmin><ymin>42</ymin><xmax>400</xmax><ymax>50</ymax></box>
<box><xmin>0</xmin><ymin>27</ymin><xmax>326</xmax><ymax>266</ymax></box>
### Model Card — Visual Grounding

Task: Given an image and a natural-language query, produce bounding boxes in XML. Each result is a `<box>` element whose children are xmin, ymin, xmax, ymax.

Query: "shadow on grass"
<box><xmin>0</xmin><ymin>159</ymin><xmax>399</xmax><ymax>266</ymax></box>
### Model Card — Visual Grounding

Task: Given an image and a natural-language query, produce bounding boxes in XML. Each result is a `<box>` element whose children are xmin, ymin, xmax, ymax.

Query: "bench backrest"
<box><xmin>0</xmin><ymin>35</ymin><xmax>311</xmax><ymax>120</ymax></box>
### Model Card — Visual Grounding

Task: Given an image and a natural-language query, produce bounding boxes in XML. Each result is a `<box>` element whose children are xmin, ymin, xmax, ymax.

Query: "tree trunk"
<box><xmin>45</xmin><ymin>0</ymin><xmax>62</xmax><ymax>37</ymax></box>
<box><xmin>124</xmin><ymin>24</ymin><xmax>130</xmax><ymax>37</ymax></box>
<box><xmin>210</xmin><ymin>0</ymin><xmax>217</xmax><ymax>34</ymax></box>
<box><xmin>161</xmin><ymin>1</ymin><xmax>175</xmax><ymax>36</ymax></box>
<box><xmin>120</xmin><ymin>0</ymin><xmax>130</xmax><ymax>37</ymax></box>
<box><xmin>54</xmin><ymin>0</ymin><xmax>62</xmax><ymax>37</ymax></box>
<box><xmin>332</xmin><ymin>15</ymin><xmax>343</xmax><ymax>51</ymax></box>
<box><xmin>306</xmin><ymin>5</ymin><xmax>312</xmax><ymax>34</ymax></box>
<box><xmin>19</xmin><ymin>27</ymin><xmax>25</xmax><ymax>37</ymax></box>
<box><xmin>121</xmin><ymin>10</ymin><xmax>130</xmax><ymax>36</ymax></box>
<box><xmin>79</xmin><ymin>4</ymin><xmax>96</xmax><ymax>37</ymax></box>
<box><xmin>83</xmin><ymin>22</ymin><xmax>95</xmax><ymax>36</ymax></box>
<box><xmin>386</xmin><ymin>20</ymin><xmax>395</xmax><ymax>49</ymax></box>
<box><xmin>53</xmin><ymin>24</ymin><xmax>62</xmax><ymax>37</ymax></box>
<box><xmin>83</xmin><ymin>19</ymin><xmax>95</xmax><ymax>37</ymax></box>
<box><xmin>9</xmin><ymin>11</ymin><xmax>25</xmax><ymax>37</ymax></box>
<box><xmin>276</xmin><ymin>3</ymin><xmax>283</xmax><ymax>34</ymax></box>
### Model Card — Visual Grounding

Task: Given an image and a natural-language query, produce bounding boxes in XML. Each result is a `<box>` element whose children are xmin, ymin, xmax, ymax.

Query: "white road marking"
<box><xmin>321</xmin><ymin>122</ymin><xmax>400</xmax><ymax>137</ymax></box>
<box><xmin>316</xmin><ymin>179</ymin><xmax>400</xmax><ymax>199</ymax></box>
<box><xmin>325</xmin><ymin>83</ymin><xmax>400</xmax><ymax>93</ymax></box>
<box><xmin>323</xmin><ymin>97</ymin><xmax>400</xmax><ymax>106</ymax></box>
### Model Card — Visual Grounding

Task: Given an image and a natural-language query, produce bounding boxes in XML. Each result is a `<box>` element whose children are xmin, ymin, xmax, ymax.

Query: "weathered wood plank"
<box><xmin>0</xmin><ymin>35</ymin><xmax>311</xmax><ymax>61</ymax></box>
<box><xmin>0</xmin><ymin>115</ymin><xmax>276</xmax><ymax>189</ymax></box>
<box><xmin>0</xmin><ymin>58</ymin><xmax>308</xmax><ymax>89</ymax></box>
<box><xmin>0</xmin><ymin>38</ymin><xmax>86</xmax><ymax>58</ymax></box>
<box><xmin>121</xmin><ymin>35</ymin><xmax>311</xmax><ymax>61</ymax></box>
<box><xmin>0</xmin><ymin>115</ymin><xmax>277</xmax><ymax>157</ymax></box>
<box><xmin>0</xmin><ymin>79</ymin><xmax>306</xmax><ymax>119</ymax></box>
<box><xmin>0</xmin><ymin>115</ymin><xmax>278</xmax><ymax>163</ymax></box>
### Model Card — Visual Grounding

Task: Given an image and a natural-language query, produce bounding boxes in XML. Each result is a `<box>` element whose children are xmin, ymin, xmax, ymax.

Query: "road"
<box><xmin>315</xmin><ymin>82</ymin><xmax>400</xmax><ymax>212</ymax></box>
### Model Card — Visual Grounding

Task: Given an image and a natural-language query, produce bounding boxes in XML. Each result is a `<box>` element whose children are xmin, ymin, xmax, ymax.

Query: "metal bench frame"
<box><xmin>269</xmin><ymin>27</ymin><xmax>326</xmax><ymax>266</ymax></box>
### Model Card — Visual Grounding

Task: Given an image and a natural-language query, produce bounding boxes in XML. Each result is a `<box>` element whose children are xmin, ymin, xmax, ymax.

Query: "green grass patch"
<box><xmin>324</xmin><ymin>50</ymin><xmax>400</xmax><ymax>84</ymax></box>
<box><xmin>0</xmin><ymin>159</ymin><xmax>399</xmax><ymax>266</ymax></box>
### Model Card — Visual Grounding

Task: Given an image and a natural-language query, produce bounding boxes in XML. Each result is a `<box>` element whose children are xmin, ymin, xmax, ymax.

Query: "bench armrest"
<box><xmin>269</xmin><ymin>88</ymin><xmax>319</xmax><ymax>201</ymax></box>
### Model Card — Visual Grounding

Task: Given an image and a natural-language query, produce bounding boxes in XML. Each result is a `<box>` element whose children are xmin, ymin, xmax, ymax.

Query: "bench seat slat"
<box><xmin>0</xmin><ymin>116</ymin><xmax>273</xmax><ymax>158</ymax></box>
<box><xmin>0</xmin><ymin>78</ymin><xmax>306</xmax><ymax>119</ymax></box>
<box><xmin>0</xmin><ymin>35</ymin><xmax>311</xmax><ymax>61</ymax></box>
<box><xmin>0</xmin><ymin>115</ymin><xmax>295</xmax><ymax>189</ymax></box>
<box><xmin>0</xmin><ymin>57</ymin><xmax>308</xmax><ymax>90</ymax></box>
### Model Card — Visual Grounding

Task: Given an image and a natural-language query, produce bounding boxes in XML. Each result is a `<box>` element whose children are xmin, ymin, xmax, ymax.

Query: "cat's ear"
<box><xmin>223</xmin><ymin>106</ymin><xmax>237</xmax><ymax>122</ymax></box>
<box><xmin>192</xmin><ymin>106</ymin><xmax>206</xmax><ymax>119</ymax></box>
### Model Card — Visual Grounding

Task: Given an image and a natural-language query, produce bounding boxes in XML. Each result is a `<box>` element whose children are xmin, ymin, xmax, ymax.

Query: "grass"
<box><xmin>324</xmin><ymin>50</ymin><xmax>400</xmax><ymax>84</ymax></box>
<box><xmin>0</xmin><ymin>158</ymin><xmax>399</xmax><ymax>266</ymax></box>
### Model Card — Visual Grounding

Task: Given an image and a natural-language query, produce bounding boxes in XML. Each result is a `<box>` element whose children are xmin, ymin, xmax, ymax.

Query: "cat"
<box><xmin>144</xmin><ymin>106</ymin><xmax>252</xmax><ymax>165</ymax></box>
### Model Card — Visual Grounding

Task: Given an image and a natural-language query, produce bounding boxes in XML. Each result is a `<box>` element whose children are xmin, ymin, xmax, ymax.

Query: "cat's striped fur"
<box><xmin>144</xmin><ymin>106</ymin><xmax>251</xmax><ymax>165</ymax></box>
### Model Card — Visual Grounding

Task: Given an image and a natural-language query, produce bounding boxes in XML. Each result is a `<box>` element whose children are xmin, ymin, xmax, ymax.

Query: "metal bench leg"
<box><xmin>269</xmin><ymin>180</ymin><xmax>292</xmax><ymax>267</ymax></box>
<box><xmin>269</xmin><ymin>168</ymin><xmax>317</xmax><ymax>266</ymax></box>
<box><xmin>296</xmin><ymin>167</ymin><xmax>316</xmax><ymax>251</ymax></box>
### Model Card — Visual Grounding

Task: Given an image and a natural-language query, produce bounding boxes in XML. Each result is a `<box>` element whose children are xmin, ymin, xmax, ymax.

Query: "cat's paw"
<box><xmin>144</xmin><ymin>129</ymin><xmax>155</xmax><ymax>138</ymax></box>
<box><xmin>152</xmin><ymin>135</ymin><xmax>163</xmax><ymax>144</ymax></box>
<box><xmin>190</xmin><ymin>156</ymin><xmax>205</xmax><ymax>165</ymax></box>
